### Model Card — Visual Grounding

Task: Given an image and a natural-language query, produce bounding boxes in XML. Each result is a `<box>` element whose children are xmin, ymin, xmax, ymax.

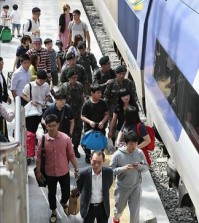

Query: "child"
<box><xmin>1</xmin><ymin>5</ymin><xmax>10</xmax><ymax>27</ymax></box>
<box><xmin>110</xmin><ymin>131</ymin><xmax>149</xmax><ymax>223</ymax></box>
<box><xmin>10</xmin><ymin>4</ymin><xmax>21</xmax><ymax>37</ymax></box>
<box><xmin>44</xmin><ymin>38</ymin><xmax>61</xmax><ymax>86</ymax></box>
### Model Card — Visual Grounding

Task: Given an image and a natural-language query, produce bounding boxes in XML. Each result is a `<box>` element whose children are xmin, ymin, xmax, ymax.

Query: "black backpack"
<box><xmin>23</xmin><ymin>19</ymin><xmax>40</xmax><ymax>34</ymax></box>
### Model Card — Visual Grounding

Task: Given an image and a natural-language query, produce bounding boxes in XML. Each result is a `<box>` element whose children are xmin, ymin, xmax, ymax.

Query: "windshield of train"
<box><xmin>154</xmin><ymin>40</ymin><xmax>199</xmax><ymax>152</ymax></box>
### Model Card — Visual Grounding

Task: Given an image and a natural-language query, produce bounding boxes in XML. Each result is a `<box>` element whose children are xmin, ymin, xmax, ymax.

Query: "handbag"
<box><xmin>24</xmin><ymin>83</ymin><xmax>42</xmax><ymax>117</ymax></box>
<box><xmin>80</xmin><ymin>130</ymin><xmax>107</xmax><ymax>150</ymax></box>
<box><xmin>34</xmin><ymin>135</ymin><xmax>47</xmax><ymax>187</ymax></box>
<box><xmin>67</xmin><ymin>184</ymin><xmax>80</xmax><ymax>215</ymax></box>
<box><xmin>24</xmin><ymin>101</ymin><xmax>42</xmax><ymax>117</ymax></box>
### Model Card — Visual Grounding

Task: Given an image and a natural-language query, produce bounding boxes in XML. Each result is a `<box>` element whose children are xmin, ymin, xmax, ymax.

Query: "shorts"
<box><xmin>12</xmin><ymin>23</ymin><xmax>21</xmax><ymax>30</ymax></box>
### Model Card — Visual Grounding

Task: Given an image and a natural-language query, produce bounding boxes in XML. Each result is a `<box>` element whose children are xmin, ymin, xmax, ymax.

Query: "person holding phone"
<box><xmin>109</xmin><ymin>131</ymin><xmax>149</xmax><ymax>223</ymax></box>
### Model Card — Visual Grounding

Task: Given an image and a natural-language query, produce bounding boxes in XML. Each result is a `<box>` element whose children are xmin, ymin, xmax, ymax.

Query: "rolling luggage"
<box><xmin>26</xmin><ymin>131</ymin><xmax>36</xmax><ymax>158</ymax></box>
<box><xmin>0</xmin><ymin>26</ymin><xmax>12</xmax><ymax>42</ymax></box>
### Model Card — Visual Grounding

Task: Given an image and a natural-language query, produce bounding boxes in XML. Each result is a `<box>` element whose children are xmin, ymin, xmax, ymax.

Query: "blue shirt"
<box><xmin>10</xmin><ymin>66</ymin><xmax>31</xmax><ymax>97</ymax></box>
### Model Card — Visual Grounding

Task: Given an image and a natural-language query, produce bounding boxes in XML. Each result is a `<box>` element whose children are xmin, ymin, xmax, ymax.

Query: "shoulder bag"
<box><xmin>34</xmin><ymin>135</ymin><xmax>47</xmax><ymax>187</ymax></box>
<box><xmin>24</xmin><ymin>83</ymin><xmax>42</xmax><ymax>117</ymax></box>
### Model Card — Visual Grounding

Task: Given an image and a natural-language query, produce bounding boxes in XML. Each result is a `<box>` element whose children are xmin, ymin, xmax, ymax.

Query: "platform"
<box><xmin>0</xmin><ymin>0</ymin><xmax>169</xmax><ymax>222</ymax></box>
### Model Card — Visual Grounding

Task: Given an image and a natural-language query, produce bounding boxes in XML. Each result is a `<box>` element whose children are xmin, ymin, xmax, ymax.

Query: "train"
<box><xmin>92</xmin><ymin>0</ymin><xmax>199</xmax><ymax>220</ymax></box>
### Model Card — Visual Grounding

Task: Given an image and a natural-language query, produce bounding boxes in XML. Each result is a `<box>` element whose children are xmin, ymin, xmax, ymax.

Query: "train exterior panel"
<box><xmin>94</xmin><ymin>0</ymin><xmax>199</xmax><ymax>219</ymax></box>
<box><xmin>103</xmin><ymin>0</ymin><xmax>118</xmax><ymax>24</ymax></box>
<box><xmin>144</xmin><ymin>0</ymin><xmax>199</xmax><ymax>218</ymax></box>
<box><xmin>93</xmin><ymin>0</ymin><xmax>144</xmax><ymax>105</ymax></box>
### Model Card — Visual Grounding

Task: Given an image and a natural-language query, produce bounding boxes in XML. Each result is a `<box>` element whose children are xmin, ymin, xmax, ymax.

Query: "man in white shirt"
<box><xmin>10</xmin><ymin>54</ymin><xmax>31</xmax><ymax>106</ymax></box>
<box><xmin>23</xmin><ymin>7</ymin><xmax>41</xmax><ymax>42</ymax></box>
<box><xmin>77</xmin><ymin>151</ymin><xmax>113</xmax><ymax>223</ymax></box>
<box><xmin>67</xmin><ymin>9</ymin><xmax>90</xmax><ymax>51</ymax></box>
<box><xmin>22</xmin><ymin>70</ymin><xmax>50</xmax><ymax>134</ymax></box>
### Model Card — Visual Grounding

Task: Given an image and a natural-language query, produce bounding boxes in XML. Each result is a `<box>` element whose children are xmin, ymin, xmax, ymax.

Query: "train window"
<box><xmin>154</xmin><ymin>40</ymin><xmax>199</xmax><ymax>152</ymax></box>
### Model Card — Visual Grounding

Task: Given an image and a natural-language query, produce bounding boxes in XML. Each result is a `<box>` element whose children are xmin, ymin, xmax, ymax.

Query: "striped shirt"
<box><xmin>27</xmin><ymin>47</ymin><xmax>51</xmax><ymax>73</ymax></box>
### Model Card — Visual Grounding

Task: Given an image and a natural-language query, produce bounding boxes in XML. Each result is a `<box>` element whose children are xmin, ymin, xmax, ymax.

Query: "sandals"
<box><xmin>49</xmin><ymin>213</ymin><xmax>57</xmax><ymax>223</ymax></box>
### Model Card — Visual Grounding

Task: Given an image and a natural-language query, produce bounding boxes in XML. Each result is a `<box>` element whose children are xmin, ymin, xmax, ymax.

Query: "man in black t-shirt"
<box><xmin>81</xmin><ymin>84</ymin><xmax>109</xmax><ymax>163</ymax></box>
<box><xmin>42</xmin><ymin>89</ymin><xmax>74</xmax><ymax>137</ymax></box>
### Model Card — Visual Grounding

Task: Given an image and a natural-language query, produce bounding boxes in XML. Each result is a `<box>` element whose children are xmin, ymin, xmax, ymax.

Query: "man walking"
<box><xmin>68</xmin><ymin>9</ymin><xmax>90</xmax><ymax>51</ymax></box>
<box><xmin>77</xmin><ymin>151</ymin><xmax>113</xmax><ymax>223</ymax></box>
<box><xmin>36</xmin><ymin>114</ymin><xmax>78</xmax><ymax>223</ymax></box>
<box><xmin>110</xmin><ymin>131</ymin><xmax>148</xmax><ymax>223</ymax></box>
<box><xmin>0</xmin><ymin>57</ymin><xmax>12</xmax><ymax>141</ymax></box>
<box><xmin>10</xmin><ymin>54</ymin><xmax>31</xmax><ymax>106</ymax></box>
<box><xmin>81</xmin><ymin>84</ymin><xmax>109</xmax><ymax>163</ymax></box>
<box><xmin>23</xmin><ymin>7</ymin><xmax>41</xmax><ymax>41</ymax></box>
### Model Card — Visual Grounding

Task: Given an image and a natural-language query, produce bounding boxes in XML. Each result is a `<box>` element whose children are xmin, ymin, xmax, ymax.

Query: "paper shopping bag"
<box><xmin>67</xmin><ymin>188</ymin><xmax>80</xmax><ymax>215</ymax></box>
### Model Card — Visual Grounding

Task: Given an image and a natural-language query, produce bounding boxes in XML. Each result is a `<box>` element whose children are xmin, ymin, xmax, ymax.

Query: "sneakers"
<box><xmin>113</xmin><ymin>218</ymin><xmax>120</xmax><ymax>223</ymax></box>
<box><xmin>49</xmin><ymin>212</ymin><xmax>57</xmax><ymax>223</ymax></box>
<box><xmin>74</xmin><ymin>146</ymin><xmax>81</xmax><ymax>158</ymax></box>
<box><xmin>60</xmin><ymin>200</ymin><xmax>69</xmax><ymax>215</ymax></box>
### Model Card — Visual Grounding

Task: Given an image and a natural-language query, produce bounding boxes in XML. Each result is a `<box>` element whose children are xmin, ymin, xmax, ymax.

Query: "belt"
<box><xmin>90</xmin><ymin>202</ymin><xmax>103</xmax><ymax>207</ymax></box>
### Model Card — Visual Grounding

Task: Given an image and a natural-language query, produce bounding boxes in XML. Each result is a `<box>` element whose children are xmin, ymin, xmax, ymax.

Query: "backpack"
<box><xmin>136</xmin><ymin>122</ymin><xmax>155</xmax><ymax>151</ymax></box>
<box><xmin>23</xmin><ymin>19</ymin><xmax>40</xmax><ymax>34</ymax></box>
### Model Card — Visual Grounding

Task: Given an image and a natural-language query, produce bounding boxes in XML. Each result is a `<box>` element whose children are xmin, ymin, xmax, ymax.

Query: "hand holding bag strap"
<box><xmin>58</xmin><ymin>105</ymin><xmax>66</xmax><ymax>131</ymax></box>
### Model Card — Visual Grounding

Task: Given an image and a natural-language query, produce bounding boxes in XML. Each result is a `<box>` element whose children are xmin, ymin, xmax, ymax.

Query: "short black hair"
<box><xmin>44</xmin><ymin>38</ymin><xmax>52</xmax><ymax>45</ymax></box>
<box><xmin>13</xmin><ymin>4</ymin><xmax>18</xmax><ymax>10</ymax></box>
<box><xmin>19</xmin><ymin>54</ymin><xmax>30</xmax><ymax>63</ymax></box>
<box><xmin>3</xmin><ymin>5</ymin><xmax>9</xmax><ymax>9</ymax></box>
<box><xmin>73</xmin><ymin>9</ymin><xmax>81</xmax><ymax>15</ymax></box>
<box><xmin>91</xmin><ymin>150</ymin><xmax>105</xmax><ymax>161</ymax></box>
<box><xmin>45</xmin><ymin>114</ymin><xmax>58</xmax><ymax>125</ymax></box>
<box><xmin>123</xmin><ymin>131</ymin><xmax>139</xmax><ymax>144</ymax></box>
<box><xmin>90</xmin><ymin>84</ymin><xmax>101</xmax><ymax>93</ymax></box>
<box><xmin>54</xmin><ymin>89</ymin><xmax>66</xmax><ymax>100</ymax></box>
<box><xmin>32</xmin><ymin>7</ymin><xmax>41</xmax><ymax>13</ymax></box>
<box><xmin>21</xmin><ymin>35</ymin><xmax>32</xmax><ymax>44</ymax></box>
<box><xmin>0</xmin><ymin>57</ymin><xmax>3</xmax><ymax>62</ymax></box>
<box><xmin>37</xmin><ymin>70</ymin><xmax>47</xmax><ymax>80</ymax></box>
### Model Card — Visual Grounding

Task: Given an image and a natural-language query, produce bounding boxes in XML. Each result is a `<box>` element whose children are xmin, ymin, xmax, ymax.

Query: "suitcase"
<box><xmin>26</xmin><ymin>131</ymin><xmax>36</xmax><ymax>158</ymax></box>
<box><xmin>0</xmin><ymin>27</ymin><xmax>12</xmax><ymax>42</ymax></box>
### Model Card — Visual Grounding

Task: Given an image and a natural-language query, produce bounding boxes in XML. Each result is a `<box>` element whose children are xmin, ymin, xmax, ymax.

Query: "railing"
<box><xmin>0</xmin><ymin>96</ymin><xmax>28</xmax><ymax>223</ymax></box>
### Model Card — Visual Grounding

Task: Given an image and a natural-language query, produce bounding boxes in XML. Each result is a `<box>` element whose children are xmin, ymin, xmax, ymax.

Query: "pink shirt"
<box><xmin>37</xmin><ymin>131</ymin><xmax>76</xmax><ymax>177</ymax></box>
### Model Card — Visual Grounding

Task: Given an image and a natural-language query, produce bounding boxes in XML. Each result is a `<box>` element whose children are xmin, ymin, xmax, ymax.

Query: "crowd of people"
<box><xmin>0</xmin><ymin>3</ymin><xmax>152</xmax><ymax>223</ymax></box>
